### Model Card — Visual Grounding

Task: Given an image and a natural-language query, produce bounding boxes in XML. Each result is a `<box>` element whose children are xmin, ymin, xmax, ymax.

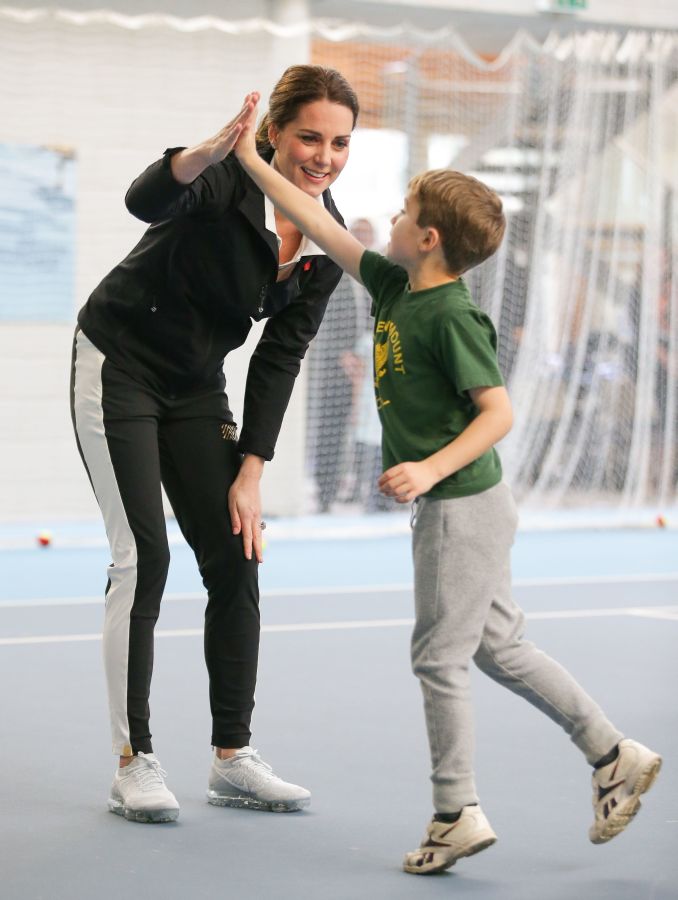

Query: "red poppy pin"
<box><xmin>303</xmin><ymin>260</ymin><xmax>312</xmax><ymax>271</ymax></box>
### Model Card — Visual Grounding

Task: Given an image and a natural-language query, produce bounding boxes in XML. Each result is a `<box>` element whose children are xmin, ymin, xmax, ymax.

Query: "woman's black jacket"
<box><xmin>77</xmin><ymin>148</ymin><xmax>345</xmax><ymax>460</ymax></box>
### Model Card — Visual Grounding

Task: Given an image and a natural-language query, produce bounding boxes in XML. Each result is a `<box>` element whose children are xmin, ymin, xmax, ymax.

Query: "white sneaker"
<box><xmin>108</xmin><ymin>752</ymin><xmax>180</xmax><ymax>824</ymax></box>
<box><xmin>206</xmin><ymin>747</ymin><xmax>311</xmax><ymax>812</ymax></box>
<box><xmin>589</xmin><ymin>738</ymin><xmax>662</xmax><ymax>844</ymax></box>
<box><xmin>403</xmin><ymin>806</ymin><xmax>497</xmax><ymax>875</ymax></box>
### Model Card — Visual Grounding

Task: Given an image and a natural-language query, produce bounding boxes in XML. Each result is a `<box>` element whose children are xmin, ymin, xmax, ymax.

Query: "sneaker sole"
<box><xmin>403</xmin><ymin>835</ymin><xmax>497</xmax><ymax>875</ymax></box>
<box><xmin>108</xmin><ymin>798</ymin><xmax>180</xmax><ymax>824</ymax></box>
<box><xmin>206</xmin><ymin>790</ymin><xmax>310</xmax><ymax>813</ymax></box>
<box><xmin>590</xmin><ymin>755</ymin><xmax>662</xmax><ymax>844</ymax></box>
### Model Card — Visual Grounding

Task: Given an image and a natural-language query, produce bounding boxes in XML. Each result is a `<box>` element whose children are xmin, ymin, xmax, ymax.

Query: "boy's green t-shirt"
<box><xmin>360</xmin><ymin>250</ymin><xmax>504</xmax><ymax>499</ymax></box>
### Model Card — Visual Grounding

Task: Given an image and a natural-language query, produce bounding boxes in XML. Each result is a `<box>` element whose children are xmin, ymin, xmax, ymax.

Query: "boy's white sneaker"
<box><xmin>403</xmin><ymin>806</ymin><xmax>497</xmax><ymax>875</ymax></box>
<box><xmin>108</xmin><ymin>752</ymin><xmax>180</xmax><ymax>824</ymax></box>
<box><xmin>206</xmin><ymin>746</ymin><xmax>311</xmax><ymax>812</ymax></box>
<box><xmin>589</xmin><ymin>738</ymin><xmax>662</xmax><ymax>844</ymax></box>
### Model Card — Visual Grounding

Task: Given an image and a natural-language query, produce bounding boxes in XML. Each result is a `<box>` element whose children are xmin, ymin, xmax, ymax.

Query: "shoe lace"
<box><xmin>237</xmin><ymin>747</ymin><xmax>273</xmax><ymax>775</ymax></box>
<box><xmin>132</xmin><ymin>754</ymin><xmax>168</xmax><ymax>791</ymax></box>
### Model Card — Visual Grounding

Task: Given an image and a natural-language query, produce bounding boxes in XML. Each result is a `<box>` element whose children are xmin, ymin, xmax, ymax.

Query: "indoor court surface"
<box><xmin>1</xmin><ymin>518</ymin><xmax>676</xmax><ymax>900</ymax></box>
<box><xmin>2</xmin><ymin>4</ymin><xmax>676</xmax><ymax>899</ymax></box>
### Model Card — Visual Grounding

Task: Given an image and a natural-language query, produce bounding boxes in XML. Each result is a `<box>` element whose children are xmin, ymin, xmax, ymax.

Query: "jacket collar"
<box><xmin>237</xmin><ymin>151</ymin><xmax>279</xmax><ymax>263</ymax></box>
<box><xmin>237</xmin><ymin>150</ymin><xmax>336</xmax><ymax>265</ymax></box>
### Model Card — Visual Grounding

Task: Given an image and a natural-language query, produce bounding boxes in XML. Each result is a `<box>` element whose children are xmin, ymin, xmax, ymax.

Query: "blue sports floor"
<box><xmin>0</xmin><ymin>514</ymin><xmax>676</xmax><ymax>899</ymax></box>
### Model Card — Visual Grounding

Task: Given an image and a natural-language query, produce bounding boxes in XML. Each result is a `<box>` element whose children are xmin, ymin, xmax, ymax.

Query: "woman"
<box><xmin>70</xmin><ymin>66</ymin><xmax>359</xmax><ymax>823</ymax></box>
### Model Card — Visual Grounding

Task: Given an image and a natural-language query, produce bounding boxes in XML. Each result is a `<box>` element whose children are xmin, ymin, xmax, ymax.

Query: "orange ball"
<box><xmin>655</xmin><ymin>515</ymin><xmax>667</xmax><ymax>528</ymax></box>
<box><xmin>37</xmin><ymin>530</ymin><xmax>52</xmax><ymax>547</ymax></box>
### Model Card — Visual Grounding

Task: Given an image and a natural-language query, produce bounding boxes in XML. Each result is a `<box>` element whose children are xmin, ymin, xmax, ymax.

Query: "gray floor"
<box><xmin>1</xmin><ymin>581</ymin><xmax>676</xmax><ymax>900</ymax></box>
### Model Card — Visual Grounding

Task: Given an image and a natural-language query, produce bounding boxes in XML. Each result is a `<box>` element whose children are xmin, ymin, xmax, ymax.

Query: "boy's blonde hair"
<box><xmin>408</xmin><ymin>169</ymin><xmax>505</xmax><ymax>275</ymax></box>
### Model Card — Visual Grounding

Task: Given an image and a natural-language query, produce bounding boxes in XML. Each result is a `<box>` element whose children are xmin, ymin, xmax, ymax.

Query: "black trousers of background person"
<box><xmin>70</xmin><ymin>330</ymin><xmax>259</xmax><ymax>755</ymax></box>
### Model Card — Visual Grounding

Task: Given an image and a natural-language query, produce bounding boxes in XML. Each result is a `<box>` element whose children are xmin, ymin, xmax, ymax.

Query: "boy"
<box><xmin>234</xmin><ymin>92</ymin><xmax>662</xmax><ymax>874</ymax></box>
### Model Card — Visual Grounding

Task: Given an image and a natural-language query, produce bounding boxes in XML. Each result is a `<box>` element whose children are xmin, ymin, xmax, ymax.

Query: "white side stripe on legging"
<box><xmin>72</xmin><ymin>331</ymin><xmax>137</xmax><ymax>753</ymax></box>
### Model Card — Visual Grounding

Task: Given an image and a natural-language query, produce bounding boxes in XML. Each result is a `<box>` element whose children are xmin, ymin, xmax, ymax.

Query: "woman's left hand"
<box><xmin>171</xmin><ymin>92</ymin><xmax>260</xmax><ymax>184</ymax></box>
<box><xmin>228</xmin><ymin>454</ymin><xmax>265</xmax><ymax>562</ymax></box>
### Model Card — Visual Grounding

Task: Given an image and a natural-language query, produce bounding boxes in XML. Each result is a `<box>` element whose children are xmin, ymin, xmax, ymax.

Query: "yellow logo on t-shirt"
<box><xmin>374</xmin><ymin>319</ymin><xmax>406</xmax><ymax>409</ymax></box>
<box><xmin>375</xmin><ymin>341</ymin><xmax>389</xmax><ymax>378</ymax></box>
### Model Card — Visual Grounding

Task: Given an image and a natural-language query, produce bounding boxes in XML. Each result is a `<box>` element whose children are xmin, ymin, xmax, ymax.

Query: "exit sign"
<box><xmin>537</xmin><ymin>0</ymin><xmax>587</xmax><ymax>12</ymax></box>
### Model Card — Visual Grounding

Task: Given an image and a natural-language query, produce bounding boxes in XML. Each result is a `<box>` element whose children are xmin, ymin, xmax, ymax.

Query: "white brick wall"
<box><xmin>0</xmin><ymin>324</ymin><xmax>97</xmax><ymax>520</ymax></box>
<box><xmin>0</xmin><ymin>9</ymin><xmax>310</xmax><ymax>520</ymax></box>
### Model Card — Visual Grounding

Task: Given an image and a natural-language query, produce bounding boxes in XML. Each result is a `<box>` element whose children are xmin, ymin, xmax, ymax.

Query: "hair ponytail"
<box><xmin>255</xmin><ymin>112</ymin><xmax>272</xmax><ymax>155</ymax></box>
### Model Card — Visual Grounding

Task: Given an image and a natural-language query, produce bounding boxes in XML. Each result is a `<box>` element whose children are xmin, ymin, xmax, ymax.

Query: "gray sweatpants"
<box><xmin>411</xmin><ymin>481</ymin><xmax>623</xmax><ymax>812</ymax></box>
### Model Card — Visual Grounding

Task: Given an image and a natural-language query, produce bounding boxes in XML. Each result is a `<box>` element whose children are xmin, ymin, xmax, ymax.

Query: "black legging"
<box><xmin>71</xmin><ymin>328</ymin><xmax>259</xmax><ymax>755</ymax></box>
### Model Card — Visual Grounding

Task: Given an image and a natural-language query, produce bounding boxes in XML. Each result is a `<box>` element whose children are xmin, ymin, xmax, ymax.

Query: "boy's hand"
<box><xmin>207</xmin><ymin>92</ymin><xmax>259</xmax><ymax>164</ymax></box>
<box><xmin>378</xmin><ymin>460</ymin><xmax>438</xmax><ymax>503</ymax></box>
<box><xmin>233</xmin><ymin>91</ymin><xmax>260</xmax><ymax>164</ymax></box>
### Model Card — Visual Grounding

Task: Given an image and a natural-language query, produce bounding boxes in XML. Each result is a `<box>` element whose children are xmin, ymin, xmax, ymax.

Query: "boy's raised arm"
<box><xmin>234</xmin><ymin>93</ymin><xmax>365</xmax><ymax>284</ymax></box>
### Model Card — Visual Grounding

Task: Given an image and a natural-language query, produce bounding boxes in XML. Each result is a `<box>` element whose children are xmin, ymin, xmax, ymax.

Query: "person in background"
<box><xmin>337</xmin><ymin>219</ymin><xmax>393</xmax><ymax>512</ymax></box>
<box><xmin>308</xmin><ymin>217</ymin><xmax>375</xmax><ymax>511</ymax></box>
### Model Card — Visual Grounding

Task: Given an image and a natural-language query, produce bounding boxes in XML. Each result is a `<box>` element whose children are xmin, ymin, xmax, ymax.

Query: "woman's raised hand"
<box><xmin>171</xmin><ymin>92</ymin><xmax>260</xmax><ymax>184</ymax></box>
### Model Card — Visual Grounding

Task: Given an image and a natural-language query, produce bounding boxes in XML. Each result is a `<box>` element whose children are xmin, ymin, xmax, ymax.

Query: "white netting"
<box><xmin>309</xmin><ymin>28</ymin><xmax>678</xmax><ymax>514</ymax></box>
<box><xmin>0</xmin><ymin>9</ymin><xmax>676</xmax><ymax>519</ymax></box>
